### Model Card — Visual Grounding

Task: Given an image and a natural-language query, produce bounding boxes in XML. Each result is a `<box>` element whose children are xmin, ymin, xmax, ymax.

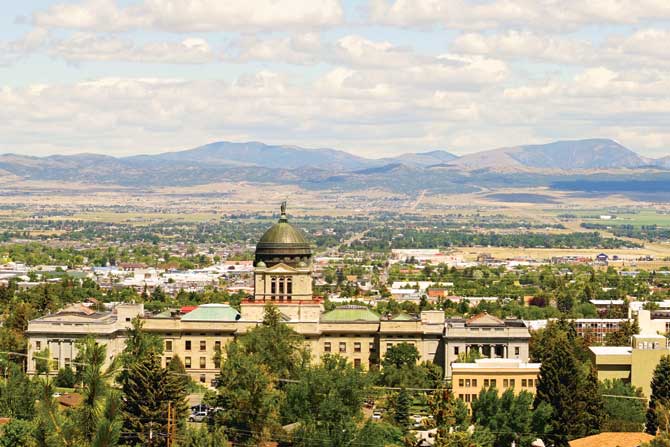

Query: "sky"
<box><xmin>1</xmin><ymin>0</ymin><xmax>670</xmax><ymax>158</ymax></box>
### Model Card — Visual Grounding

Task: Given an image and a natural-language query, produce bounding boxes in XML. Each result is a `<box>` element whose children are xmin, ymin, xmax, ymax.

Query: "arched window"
<box><xmin>287</xmin><ymin>277</ymin><xmax>293</xmax><ymax>299</ymax></box>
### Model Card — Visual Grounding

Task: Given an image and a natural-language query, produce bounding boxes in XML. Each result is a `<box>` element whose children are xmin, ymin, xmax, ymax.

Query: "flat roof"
<box><xmin>589</xmin><ymin>346</ymin><xmax>632</xmax><ymax>356</ymax></box>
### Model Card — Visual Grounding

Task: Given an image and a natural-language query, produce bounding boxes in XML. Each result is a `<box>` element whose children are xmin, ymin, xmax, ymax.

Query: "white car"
<box><xmin>372</xmin><ymin>412</ymin><xmax>382</xmax><ymax>420</ymax></box>
<box><xmin>189</xmin><ymin>411</ymin><xmax>208</xmax><ymax>422</ymax></box>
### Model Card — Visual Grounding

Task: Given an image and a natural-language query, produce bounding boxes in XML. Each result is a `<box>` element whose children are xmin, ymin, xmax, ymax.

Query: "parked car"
<box><xmin>189</xmin><ymin>411</ymin><xmax>208</xmax><ymax>422</ymax></box>
<box><xmin>372</xmin><ymin>412</ymin><xmax>382</xmax><ymax>420</ymax></box>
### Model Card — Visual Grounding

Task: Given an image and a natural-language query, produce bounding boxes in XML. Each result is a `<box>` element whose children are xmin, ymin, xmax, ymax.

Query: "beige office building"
<box><xmin>451</xmin><ymin>358</ymin><xmax>540</xmax><ymax>405</ymax></box>
<box><xmin>590</xmin><ymin>333</ymin><xmax>670</xmax><ymax>398</ymax></box>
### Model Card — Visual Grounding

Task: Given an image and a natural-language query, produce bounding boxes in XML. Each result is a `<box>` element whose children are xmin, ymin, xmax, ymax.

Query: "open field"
<box><xmin>451</xmin><ymin>245</ymin><xmax>670</xmax><ymax>262</ymax></box>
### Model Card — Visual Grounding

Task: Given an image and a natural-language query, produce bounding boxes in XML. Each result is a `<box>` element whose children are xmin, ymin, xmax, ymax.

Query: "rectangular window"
<box><xmin>490</xmin><ymin>379</ymin><xmax>497</xmax><ymax>388</ymax></box>
<box><xmin>484</xmin><ymin>379</ymin><xmax>489</xmax><ymax>387</ymax></box>
<box><xmin>324</xmin><ymin>342</ymin><xmax>331</xmax><ymax>353</ymax></box>
<box><xmin>387</xmin><ymin>343</ymin><xmax>393</xmax><ymax>349</ymax></box>
<box><xmin>200</xmin><ymin>357</ymin><xmax>206</xmax><ymax>369</ymax></box>
<box><xmin>503</xmin><ymin>379</ymin><xmax>509</xmax><ymax>388</ymax></box>
<box><xmin>465</xmin><ymin>379</ymin><xmax>471</xmax><ymax>387</ymax></box>
<box><xmin>465</xmin><ymin>394</ymin><xmax>471</xmax><ymax>403</ymax></box>
<box><xmin>185</xmin><ymin>357</ymin><xmax>191</xmax><ymax>369</ymax></box>
<box><xmin>459</xmin><ymin>379</ymin><xmax>464</xmax><ymax>387</ymax></box>
<box><xmin>200</xmin><ymin>374</ymin><xmax>206</xmax><ymax>383</ymax></box>
<box><xmin>354</xmin><ymin>342</ymin><xmax>361</xmax><ymax>353</ymax></box>
<box><xmin>271</xmin><ymin>276</ymin><xmax>276</xmax><ymax>295</ymax></box>
<box><xmin>287</xmin><ymin>277</ymin><xmax>293</xmax><ymax>295</ymax></box>
<box><xmin>459</xmin><ymin>394</ymin><xmax>464</xmax><ymax>401</ymax></box>
<box><xmin>185</xmin><ymin>340</ymin><xmax>191</xmax><ymax>351</ymax></box>
<box><xmin>279</xmin><ymin>278</ymin><xmax>285</xmax><ymax>296</ymax></box>
<box><xmin>454</xmin><ymin>346</ymin><xmax>459</xmax><ymax>355</ymax></box>
<box><xmin>515</xmin><ymin>347</ymin><xmax>520</xmax><ymax>356</ymax></box>
<box><xmin>472</xmin><ymin>379</ymin><xmax>477</xmax><ymax>387</ymax></box>
<box><xmin>214</xmin><ymin>356</ymin><xmax>221</xmax><ymax>369</ymax></box>
<box><xmin>522</xmin><ymin>379</ymin><xmax>527</xmax><ymax>387</ymax></box>
<box><xmin>200</xmin><ymin>340</ymin><xmax>206</xmax><ymax>351</ymax></box>
<box><xmin>165</xmin><ymin>357</ymin><xmax>171</xmax><ymax>367</ymax></box>
<box><xmin>36</xmin><ymin>341</ymin><xmax>41</xmax><ymax>350</ymax></box>
<box><xmin>51</xmin><ymin>358</ymin><xmax>59</xmax><ymax>370</ymax></box>
<box><xmin>509</xmin><ymin>379</ymin><xmax>515</xmax><ymax>387</ymax></box>
<box><xmin>215</xmin><ymin>341</ymin><xmax>221</xmax><ymax>351</ymax></box>
<box><xmin>354</xmin><ymin>359</ymin><xmax>361</xmax><ymax>368</ymax></box>
<box><xmin>339</xmin><ymin>342</ymin><xmax>346</xmax><ymax>353</ymax></box>
<box><xmin>64</xmin><ymin>358</ymin><xmax>70</xmax><ymax>367</ymax></box>
<box><xmin>369</xmin><ymin>342</ymin><xmax>376</xmax><ymax>352</ymax></box>
<box><xmin>165</xmin><ymin>340</ymin><xmax>173</xmax><ymax>352</ymax></box>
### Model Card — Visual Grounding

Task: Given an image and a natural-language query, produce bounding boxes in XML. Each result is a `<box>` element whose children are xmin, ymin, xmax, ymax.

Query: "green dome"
<box><xmin>254</xmin><ymin>202</ymin><xmax>312</xmax><ymax>267</ymax></box>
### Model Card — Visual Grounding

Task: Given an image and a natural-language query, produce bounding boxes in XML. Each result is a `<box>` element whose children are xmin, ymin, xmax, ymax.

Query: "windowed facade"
<box><xmin>165</xmin><ymin>340</ymin><xmax>173</xmax><ymax>352</ymax></box>
<box><xmin>200</xmin><ymin>340</ymin><xmax>206</xmax><ymax>351</ymax></box>
<box><xmin>354</xmin><ymin>342</ymin><xmax>361</xmax><ymax>353</ymax></box>
<box><xmin>185</xmin><ymin>340</ymin><xmax>191</xmax><ymax>351</ymax></box>
<box><xmin>339</xmin><ymin>342</ymin><xmax>346</xmax><ymax>353</ymax></box>
<box><xmin>200</xmin><ymin>357</ymin><xmax>206</xmax><ymax>369</ymax></box>
<box><xmin>324</xmin><ymin>342</ymin><xmax>331</xmax><ymax>353</ymax></box>
<box><xmin>185</xmin><ymin>357</ymin><xmax>191</xmax><ymax>368</ymax></box>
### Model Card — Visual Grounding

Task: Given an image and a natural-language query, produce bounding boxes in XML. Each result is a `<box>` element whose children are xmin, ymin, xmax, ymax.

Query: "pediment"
<box><xmin>467</xmin><ymin>313</ymin><xmax>504</xmax><ymax>327</ymax></box>
<box><xmin>264</xmin><ymin>262</ymin><xmax>298</xmax><ymax>273</ymax></box>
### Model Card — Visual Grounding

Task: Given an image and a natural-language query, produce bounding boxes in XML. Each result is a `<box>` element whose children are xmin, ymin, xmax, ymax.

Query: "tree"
<box><xmin>392</xmin><ymin>388</ymin><xmax>411</xmax><ymax>431</ymax></box>
<box><xmin>209</xmin><ymin>342</ymin><xmax>281</xmax><ymax>446</ymax></box>
<box><xmin>382</xmin><ymin>342</ymin><xmax>420</xmax><ymax>369</ymax></box>
<box><xmin>472</xmin><ymin>387</ymin><xmax>552</xmax><ymax>447</ymax></box>
<box><xmin>605</xmin><ymin>319</ymin><xmax>640</xmax><ymax>346</ymax></box>
<box><xmin>647</xmin><ymin>356</ymin><xmax>670</xmax><ymax>435</ymax></box>
<box><xmin>0</xmin><ymin>419</ymin><xmax>36</xmax><ymax>447</ymax></box>
<box><xmin>284</xmin><ymin>355</ymin><xmax>370</xmax><ymax>447</ymax></box>
<box><xmin>353</xmin><ymin>421</ymin><xmax>403</xmax><ymax>447</ymax></box>
<box><xmin>165</xmin><ymin>356</ymin><xmax>190</xmax><ymax>433</ymax></box>
<box><xmin>239</xmin><ymin>302</ymin><xmax>309</xmax><ymax>379</ymax></box>
<box><xmin>73</xmin><ymin>337</ymin><xmax>120</xmax><ymax>443</ymax></box>
<box><xmin>534</xmin><ymin>331</ymin><xmax>602</xmax><ymax>446</ymax></box>
<box><xmin>0</xmin><ymin>363</ymin><xmax>38</xmax><ymax>420</ymax></box>
<box><xmin>120</xmin><ymin>351</ymin><xmax>170</xmax><ymax>446</ymax></box>
<box><xmin>430</xmin><ymin>385</ymin><xmax>470</xmax><ymax>445</ymax></box>
<box><xmin>600</xmin><ymin>379</ymin><xmax>646</xmax><ymax>432</ymax></box>
<box><xmin>180</xmin><ymin>426</ymin><xmax>229</xmax><ymax>447</ymax></box>
<box><xmin>54</xmin><ymin>366</ymin><xmax>76</xmax><ymax>388</ymax></box>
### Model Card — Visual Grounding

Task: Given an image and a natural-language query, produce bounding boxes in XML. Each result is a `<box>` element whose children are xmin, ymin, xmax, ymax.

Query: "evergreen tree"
<box><xmin>647</xmin><ymin>356</ymin><xmax>670</xmax><ymax>435</ymax></box>
<box><xmin>239</xmin><ymin>302</ymin><xmax>309</xmax><ymax>379</ymax></box>
<box><xmin>209</xmin><ymin>342</ymin><xmax>281</xmax><ymax>446</ymax></box>
<box><xmin>534</xmin><ymin>332</ymin><xmax>601</xmax><ymax>446</ymax></box>
<box><xmin>393</xmin><ymin>388</ymin><xmax>411</xmax><ymax>431</ymax></box>
<box><xmin>600</xmin><ymin>379</ymin><xmax>646</xmax><ymax>432</ymax></box>
<box><xmin>121</xmin><ymin>351</ymin><xmax>170</xmax><ymax>446</ymax></box>
<box><xmin>165</xmin><ymin>356</ymin><xmax>190</xmax><ymax>433</ymax></box>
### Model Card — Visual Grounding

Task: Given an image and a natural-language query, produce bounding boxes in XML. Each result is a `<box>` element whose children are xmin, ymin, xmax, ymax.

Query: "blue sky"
<box><xmin>1</xmin><ymin>0</ymin><xmax>670</xmax><ymax>158</ymax></box>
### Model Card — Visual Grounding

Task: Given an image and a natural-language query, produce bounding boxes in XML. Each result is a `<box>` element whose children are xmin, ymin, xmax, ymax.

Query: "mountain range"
<box><xmin>1</xmin><ymin>139</ymin><xmax>669</xmax><ymax>194</ymax></box>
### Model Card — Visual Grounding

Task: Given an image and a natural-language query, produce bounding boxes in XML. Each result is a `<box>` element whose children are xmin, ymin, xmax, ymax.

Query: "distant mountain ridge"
<box><xmin>0</xmin><ymin>139</ymin><xmax>668</xmax><ymax>192</ymax></box>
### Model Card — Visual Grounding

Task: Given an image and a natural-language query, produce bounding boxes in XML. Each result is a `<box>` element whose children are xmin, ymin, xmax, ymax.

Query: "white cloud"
<box><xmin>34</xmin><ymin>0</ymin><xmax>344</xmax><ymax>32</ymax></box>
<box><xmin>0</xmin><ymin>28</ymin><xmax>49</xmax><ymax>66</ymax></box>
<box><xmin>370</xmin><ymin>0</ymin><xmax>670</xmax><ymax>30</ymax></box>
<box><xmin>51</xmin><ymin>33</ymin><xmax>216</xmax><ymax>64</ymax></box>
<box><xmin>237</xmin><ymin>33</ymin><xmax>323</xmax><ymax>65</ymax></box>
<box><xmin>452</xmin><ymin>30</ymin><xmax>593</xmax><ymax>64</ymax></box>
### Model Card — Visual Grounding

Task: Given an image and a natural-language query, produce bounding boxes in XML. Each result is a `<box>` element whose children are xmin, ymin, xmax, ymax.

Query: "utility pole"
<box><xmin>167</xmin><ymin>401</ymin><xmax>176</xmax><ymax>447</ymax></box>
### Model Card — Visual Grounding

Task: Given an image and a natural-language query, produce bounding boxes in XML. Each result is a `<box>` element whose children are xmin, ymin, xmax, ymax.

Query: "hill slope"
<box><xmin>453</xmin><ymin>139</ymin><xmax>646</xmax><ymax>171</ymax></box>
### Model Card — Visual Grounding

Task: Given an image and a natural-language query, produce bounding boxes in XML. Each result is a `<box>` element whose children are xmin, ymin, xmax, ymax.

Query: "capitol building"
<box><xmin>26</xmin><ymin>204</ymin><xmax>531</xmax><ymax>385</ymax></box>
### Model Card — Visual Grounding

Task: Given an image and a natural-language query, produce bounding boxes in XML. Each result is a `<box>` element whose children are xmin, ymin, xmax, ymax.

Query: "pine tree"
<box><xmin>393</xmin><ymin>388</ymin><xmax>411</xmax><ymax>430</ymax></box>
<box><xmin>165</xmin><ymin>355</ymin><xmax>190</xmax><ymax>432</ymax></box>
<box><xmin>647</xmin><ymin>356</ymin><xmax>670</xmax><ymax>435</ymax></box>
<box><xmin>534</xmin><ymin>332</ymin><xmax>599</xmax><ymax>446</ymax></box>
<box><xmin>121</xmin><ymin>351</ymin><xmax>170</xmax><ymax>446</ymax></box>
